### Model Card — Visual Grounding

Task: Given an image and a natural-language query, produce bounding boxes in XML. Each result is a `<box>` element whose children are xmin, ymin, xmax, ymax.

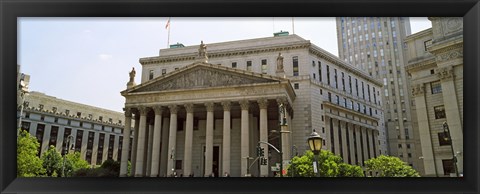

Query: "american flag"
<box><xmin>165</xmin><ymin>17</ymin><xmax>170</xmax><ymax>29</ymax></box>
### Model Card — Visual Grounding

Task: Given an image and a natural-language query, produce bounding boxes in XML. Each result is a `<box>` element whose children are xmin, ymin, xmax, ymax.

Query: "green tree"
<box><xmin>287</xmin><ymin>150</ymin><xmax>363</xmax><ymax>177</ymax></box>
<box><xmin>17</xmin><ymin>130</ymin><xmax>45</xmax><ymax>177</ymax></box>
<box><xmin>63</xmin><ymin>152</ymin><xmax>89</xmax><ymax>177</ymax></box>
<box><xmin>364</xmin><ymin>155</ymin><xmax>420</xmax><ymax>177</ymax></box>
<box><xmin>41</xmin><ymin>145</ymin><xmax>63</xmax><ymax>177</ymax></box>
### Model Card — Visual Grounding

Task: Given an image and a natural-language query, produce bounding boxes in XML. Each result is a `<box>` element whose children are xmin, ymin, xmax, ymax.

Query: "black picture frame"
<box><xmin>1</xmin><ymin>0</ymin><xmax>479</xmax><ymax>193</ymax></box>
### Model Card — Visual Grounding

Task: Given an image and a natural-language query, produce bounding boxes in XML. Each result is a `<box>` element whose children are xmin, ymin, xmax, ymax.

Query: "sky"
<box><xmin>18</xmin><ymin>17</ymin><xmax>432</xmax><ymax>113</ymax></box>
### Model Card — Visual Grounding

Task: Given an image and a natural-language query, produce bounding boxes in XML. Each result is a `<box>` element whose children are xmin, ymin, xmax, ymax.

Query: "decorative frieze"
<box><xmin>411</xmin><ymin>84</ymin><xmax>425</xmax><ymax>96</ymax></box>
<box><xmin>436</xmin><ymin>66</ymin><xmax>454</xmax><ymax>80</ymax></box>
<box><xmin>436</xmin><ymin>49</ymin><xmax>463</xmax><ymax>62</ymax></box>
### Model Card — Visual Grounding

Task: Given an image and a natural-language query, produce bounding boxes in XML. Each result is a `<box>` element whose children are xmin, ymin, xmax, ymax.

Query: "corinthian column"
<box><xmin>135</xmin><ymin>106</ymin><xmax>149</xmax><ymax>177</ymax></box>
<box><xmin>221</xmin><ymin>101</ymin><xmax>231</xmax><ymax>176</ymax></box>
<box><xmin>183</xmin><ymin>103</ymin><xmax>194</xmax><ymax>177</ymax></box>
<box><xmin>150</xmin><ymin>106</ymin><xmax>163</xmax><ymax>177</ymax></box>
<box><xmin>120</xmin><ymin>108</ymin><xmax>132</xmax><ymax>177</ymax></box>
<box><xmin>239</xmin><ymin>100</ymin><xmax>250</xmax><ymax>177</ymax></box>
<box><xmin>204</xmin><ymin>102</ymin><xmax>215</xmax><ymax>177</ymax></box>
<box><xmin>167</xmin><ymin>105</ymin><xmax>178</xmax><ymax>177</ymax></box>
<box><xmin>258</xmin><ymin>98</ymin><xmax>269</xmax><ymax>177</ymax></box>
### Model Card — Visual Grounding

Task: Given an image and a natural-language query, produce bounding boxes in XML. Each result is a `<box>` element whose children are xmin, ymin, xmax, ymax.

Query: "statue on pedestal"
<box><xmin>276</xmin><ymin>53</ymin><xmax>284</xmax><ymax>72</ymax></box>
<box><xmin>127</xmin><ymin>67</ymin><xmax>136</xmax><ymax>88</ymax></box>
<box><xmin>197</xmin><ymin>40</ymin><xmax>209</xmax><ymax>63</ymax></box>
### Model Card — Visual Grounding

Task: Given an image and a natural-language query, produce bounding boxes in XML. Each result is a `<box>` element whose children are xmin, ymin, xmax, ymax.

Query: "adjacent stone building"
<box><xmin>119</xmin><ymin>34</ymin><xmax>387</xmax><ymax>177</ymax></box>
<box><xmin>19</xmin><ymin>91</ymin><xmax>128</xmax><ymax>166</ymax></box>
<box><xmin>404</xmin><ymin>17</ymin><xmax>463</xmax><ymax>177</ymax></box>
<box><xmin>336</xmin><ymin>17</ymin><xmax>423</xmax><ymax>173</ymax></box>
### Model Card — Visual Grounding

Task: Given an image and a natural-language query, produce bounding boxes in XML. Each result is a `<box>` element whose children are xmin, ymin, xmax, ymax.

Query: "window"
<box><xmin>231</xmin><ymin>62</ymin><xmax>237</xmax><ymax>68</ymax></box>
<box><xmin>99</xmin><ymin>116</ymin><xmax>103</xmax><ymax>121</ymax></box>
<box><xmin>438</xmin><ymin>132</ymin><xmax>452</xmax><ymax>146</ymax></box>
<box><xmin>424</xmin><ymin>39</ymin><xmax>431</xmax><ymax>51</ymax></box>
<box><xmin>246</xmin><ymin>61</ymin><xmax>252</xmax><ymax>71</ymax></box>
<box><xmin>408</xmin><ymin>153</ymin><xmax>412</xmax><ymax>158</ymax></box>
<box><xmin>149</xmin><ymin>70</ymin><xmax>154</xmax><ymax>80</ymax></box>
<box><xmin>261</xmin><ymin>59</ymin><xmax>267</xmax><ymax>74</ymax></box>
<box><xmin>175</xmin><ymin>160</ymin><xmax>182</xmax><ymax>170</ymax></box>
<box><xmin>292</xmin><ymin>57</ymin><xmax>299</xmax><ymax>76</ymax></box>
<box><xmin>398</xmin><ymin>144</ymin><xmax>402</xmax><ymax>148</ymax></box>
<box><xmin>431</xmin><ymin>81</ymin><xmax>442</xmax><ymax>94</ymax></box>
<box><xmin>328</xmin><ymin>92</ymin><xmax>332</xmax><ymax>102</ymax></box>
<box><xmin>318</xmin><ymin>61</ymin><xmax>322</xmax><ymax>82</ymax></box>
<box><xmin>434</xmin><ymin>106</ymin><xmax>446</xmax><ymax>119</ymax></box>
<box><xmin>162</xmin><ymin>69</ymin><xmax>167</xmax><ymax>75</ymax></box>
<box><xmin>430</xmin><ymin>69</ymin><xmax>435</xmax><ymax>74</ymax></box>
<box><xmin>336</xmin><ymin>95</ymin><xmax>340</xmax><ymax>105</ymax></box>
<box><xmin>326</xmin><ymin>65</ymin><xmax>330</xmax><ymax>85</ymax></box>
<box><xmin>407</xmin><ymin>144</ymin><xmax>411</xmax><ymax>149</ymax></box>
<box><xmin>294</xmin><ymin>83</ymin><xmax>299</xmax><ymax>89</ymax></box>
<box><xmin>442</xmin><ymin>159</ymin><xmax>456</xmax><ymax>175</ymax></box>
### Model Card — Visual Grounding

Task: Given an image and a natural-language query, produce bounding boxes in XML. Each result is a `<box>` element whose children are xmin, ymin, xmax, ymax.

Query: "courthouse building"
<box><xmin>119</xmin><ymin>34</ymin><xmax>387</xmax><ymax>177</ymax></box>
<box><xmin>404</xmin><ymin>17</ymin><xmax>463</xmax><ymax>177</ymax></box>
<box><xmin>19</xmin><ymin>91</ymin><xmax>127</xmax><ymax>166</ymax></box>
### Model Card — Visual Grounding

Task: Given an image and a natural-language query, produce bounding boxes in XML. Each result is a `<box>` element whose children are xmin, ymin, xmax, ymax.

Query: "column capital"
<box><xmin>138</xmin><ymin>106</ymin><xmax>150</xmax><ymax>116</ymax></box>
<box><xmin>184</xmin><ymin>103</ymin><xmax>194</xmax><ymax>113</ymax></box>
<box><xmin>205</xmin><ymin>102</ymin><xmax>215</xmax><ymax>112</ymax></box>
<box><xmin>123</xmin><ymin>107</ymin><xmax>132</xmax><ymax>117</ymax></box>
<box><xmin>257</xmin><ymin>98</ymin><xmax>269</xmax><ymax>109</ymax></box>
<box><xmin>168</xmin><ymin>105</ymin><xmax>178</xmax><ymax>114</ymax></box>
<box><xmin>239</xmin><ymin>100</ymin><xmax>250</xmax><ymax>111</ymax></box>
<box><xmin>221</xmin><ymin>101</ymin><xmax>231</xmax><ymax>111</ymax></box>
<box><xmin>276</xmin><ymin>97</ymin><xmax>288</xmax><ymax>105</ymax></box>
<box><xmin>411</xmin><ymin>84</ymin><xmax>425</xmax><ymax>96</ymax></box>
<box><xmin>153</xmin><ymin>106</ymin><xmax>164</xmax><ymax>115</ymax></box>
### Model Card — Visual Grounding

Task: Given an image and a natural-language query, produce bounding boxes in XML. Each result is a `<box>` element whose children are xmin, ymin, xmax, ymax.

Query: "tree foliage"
<box><xmin>73</xmin><ymin>159</ymin><xmax>120</xmax><ymax>177</ymax></box>
<box><xmin>41</xmin><ymin>145</ymin><xmax>63</xmax><ymax>177</ymax></box>
<box><xmin>364</xmin><ymin>155</ymin><xmax>420</xmax><ymax>177</ymax></box>
<box><xmin>287</xmin><ymin>150</ymin><xmax>363</xmax><ymax>177</ymax></box>
<box><xmin>17</xmin><ymin>130</ymin><xmax>45</xmax><ymax>177</ymax></box>
<box><xmin>63</xmin><ymin>152</ymin><xmax>90</xmax><ymax>177</ymax></box>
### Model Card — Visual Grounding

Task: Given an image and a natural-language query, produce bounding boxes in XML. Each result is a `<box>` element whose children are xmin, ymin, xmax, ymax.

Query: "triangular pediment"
<box><xmin>126</xmin><ymin>63</ymin><xmax>286</xmax><ymax>94</ymax></box>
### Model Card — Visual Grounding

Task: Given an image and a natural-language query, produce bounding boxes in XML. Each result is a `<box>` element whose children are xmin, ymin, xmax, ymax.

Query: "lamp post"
<box><xmin>17</xmin><ymin>73</ymin><xmax>29</xmax><ymax>140</ymax></box>
<box><xmin>61</xmin><ymin>135</ymin><xmax>75</xmax><ymax>177</ymax></box>
<box><xmin>442</xmin><ymin>122</ymin><xmax>459</xmax><ymax>177</ymax></box>
<box><xmin>307</xmin><ymin>129</ymin><xmax>322</xmax><ymax>177</ymax></box>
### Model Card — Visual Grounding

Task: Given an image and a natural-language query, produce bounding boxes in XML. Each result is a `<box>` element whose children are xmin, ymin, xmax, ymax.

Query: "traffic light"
<box><xmin>256</xmin><ymin>146</ymin><xmax>265</xmax><ymax>157</ymax></box>
<box><xmin>260</xmin><ymin>157</ymin><xmax>268</xmax><ymax>165</ymax></box>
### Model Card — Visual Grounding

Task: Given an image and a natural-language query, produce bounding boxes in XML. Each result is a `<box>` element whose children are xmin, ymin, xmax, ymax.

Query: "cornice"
<box><xmin>406</xmin><ymin>57</ymin><xmax>437</xmax><ymax>73</ymax></box>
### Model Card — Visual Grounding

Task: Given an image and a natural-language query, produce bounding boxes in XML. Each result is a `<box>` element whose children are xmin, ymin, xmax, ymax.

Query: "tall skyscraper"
<box><xmin>336</xmin><ymin>17</ymin><xmax>424</xmax><ymax>173</ymax></box>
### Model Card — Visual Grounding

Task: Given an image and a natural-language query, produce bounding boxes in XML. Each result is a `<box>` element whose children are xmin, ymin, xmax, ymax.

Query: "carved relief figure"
<box><xmin>276</xmin><ymin>53</ymin><xmax>284</xmax><ymax>71</ymax></box>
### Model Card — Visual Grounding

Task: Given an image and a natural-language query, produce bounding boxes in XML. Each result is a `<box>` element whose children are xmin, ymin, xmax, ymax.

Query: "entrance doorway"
<box><xmin>203</xmin><ymin>146</ymin><xmax>220</xmax><ymax>177</ymax></box>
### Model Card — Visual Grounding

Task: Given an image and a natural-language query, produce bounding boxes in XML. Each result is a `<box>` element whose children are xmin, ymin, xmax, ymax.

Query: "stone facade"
<box><xmin>405</xmin><ymin>17</ymin><xmax>463</xmax><ymax>177</ymax></box>
<box><xmin>336</xmin><ymin>17</ymin><xmax>423</xmax><ymax>174</ymax></box>
<box><xmin>120</xmin><ymin>34</ymin><xmax>386</xmax><ymax>177</ymax></box>
<box><xmin>18</xmin><ymin>91</ymin><xmax>127</xmax><ymax>166</ymax></box>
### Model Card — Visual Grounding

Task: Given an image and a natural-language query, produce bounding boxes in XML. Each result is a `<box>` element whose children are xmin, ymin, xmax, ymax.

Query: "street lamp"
<box><xmin>61</xmin><ymin>135</ymin><xmax>75</xmax><ymax>177</ymax></box>
<box><xmin>442</xmin><ymin>122</ymin><xmax>459</xmax><ymax>177</ymax></box>
<box><xmin>17</xmin><ymin>73</ymin><xmax>29</xmax><ymax>140</ymax></box>
<box><xmin>307</xmin><ymin>129</ymin><xmax>322</xmax><ymax>177</ymax></box>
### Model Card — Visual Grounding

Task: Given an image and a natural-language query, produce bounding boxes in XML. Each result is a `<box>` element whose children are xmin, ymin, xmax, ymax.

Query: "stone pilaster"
<box><xmin>239</xmin><ymin>100</ymin><xmax>250</xmax><ymax>177</ymax></box>
<box><xmin>354</xmin><ymin>125</ymin><xmax>363</xmax><ymax>166</ymax></box>
<box><xmin>183</xmin><ymin>104</ymin><xmax>194</xmax><ymax>177</ymax></box>
<box><xmin>258</xmin><ymin>98</ymin><xmax>269</xmax><ymax>177</ymax></box>
<box><xmin>332</xmin><ymin>119</ymin><xmax>340</xmax><ymax>155</ymax></box>
<box><xmin>134</xmin><ymin>106</ymin><xmax>149</xmax><ymax>177</ymax></box>
<box><xmin>204</xmin><ymin>102</ymin><xmax>215</xmax><ymax>177</ymax></box>
<box><xmin>340</xmin><ymin>121</ymin><xmax>348</xmax><ymax>161</ymax></box>
<box><xmin>167</xmin><ymin>105</ymin><xmax>178</xmax><ymax>177</ymax></box>
<box><xmin>361</xmin><ymin>127</ymin><xmax>369</xmax><ymax>161</ymax></box>
<box><xmin>221</xmin><ymin>101</ymin><xmax>231</xmax><ymax>176</ymax></box>
<box><xmin>130</xmin><ymin>112</ymin><xmax>140</xmax><ymax>176</ymax></box>
<box><xmin>150</xmin><ymin>106</ymin><xmax>163</xmax><ymax>177</ymax></box>
<box><xmin>368</xmin><ymin>129</ymin><xmax>375</xmax><ymax>160</ymax></box>
<box><xmin>348</xmin><ymin>123</ymin><xmax>355</xmax><ymax>165</ymax></box>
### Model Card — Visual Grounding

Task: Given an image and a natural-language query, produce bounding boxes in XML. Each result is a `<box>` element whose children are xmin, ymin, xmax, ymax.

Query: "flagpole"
<box><xmin>292</xmin><ymin>17</ymin><xmax>295</xmax><ymax>34</ymax></box>
<box><xmin>167</xmin><ymin>17</ymin><xmax>171</xmax><ymax>48</ymax></box>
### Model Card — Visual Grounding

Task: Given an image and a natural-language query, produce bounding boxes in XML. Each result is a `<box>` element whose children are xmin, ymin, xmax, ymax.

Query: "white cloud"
<box><xmin>98</xmin><ymin>54</ymin><xmax>112</xmax><ymax>60</ymax></box>
<box><xmin>83</xmin><ymin>29</ymin><xmax>92</xmax><ymax>33</ymax></box>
